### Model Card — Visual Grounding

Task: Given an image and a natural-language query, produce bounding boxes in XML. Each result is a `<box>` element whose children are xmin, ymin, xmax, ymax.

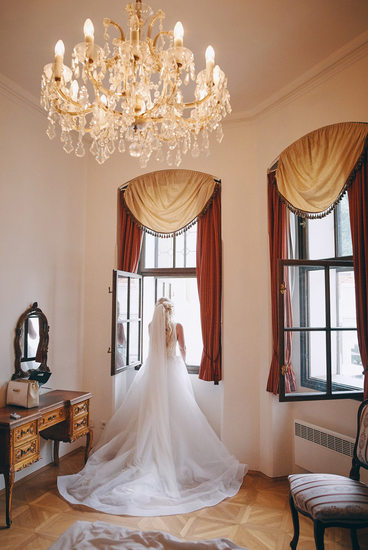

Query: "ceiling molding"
<box><xmin>0</xmin><ymin>73</ymin><xmax>43</xmax><ymax>116</ymax></box>
<box><xmin>228</xmin><ymin>30</ymin><xmax>368</xmax><ymax>123</ymax></box>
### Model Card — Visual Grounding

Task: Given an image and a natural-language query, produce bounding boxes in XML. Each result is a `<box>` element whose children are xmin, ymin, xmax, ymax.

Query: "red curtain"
<box><xmin>266</xmin><ymin>172</ymin><xmax>296</xmax><ymax>394</ymax></box>
<box><xmin>118</xmin><ymin>191</ymin><xmax>143</xmax><ymax>272</ymax></box>
<box><xmin>196</xmin><ymin>190</ymin><xmax>222</xmax><ymax>383</ymax></box>
<box><xmin>348</xmin><ymin>150</ymin><xmax>368</xmax><ymax>399</ymax></box>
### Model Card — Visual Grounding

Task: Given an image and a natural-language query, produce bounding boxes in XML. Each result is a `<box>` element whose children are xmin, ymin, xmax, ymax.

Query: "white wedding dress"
<box><xmin>58</xmin><ymin>305</ymin><xmax>247</xmax><ymax>516</ymax></box>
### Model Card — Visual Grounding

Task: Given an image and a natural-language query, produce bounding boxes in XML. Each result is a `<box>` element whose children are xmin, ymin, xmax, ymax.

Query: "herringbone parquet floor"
<box><xmin>0</xmin><ymin>448</ymin><xmax>367</xmax><ymax>549</ymax></box>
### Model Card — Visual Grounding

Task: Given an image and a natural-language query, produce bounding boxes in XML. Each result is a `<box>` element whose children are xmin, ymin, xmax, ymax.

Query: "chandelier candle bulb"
<box><xmin>205</xmin><ymin>45</ymin><xmax>215</xmax><ymax>80</ymax></box>
<box><xmin>54</xmin><ymin>40</ymin><xmax>65</xmax><ymax>80</ymax></box>
<box><xmin>130</xmin><ymin>15</ymin><xmax>140</xmax><ymax>46</ymax></box>
<box><xmin>83</xmin><ymin>18</ymin><xmax>95</xmax><ymax>61</ymax></box>
<box><xmin>174</xmin><ymin>21</ymin><xmax>184</xmax><ymax>48</ymax></box>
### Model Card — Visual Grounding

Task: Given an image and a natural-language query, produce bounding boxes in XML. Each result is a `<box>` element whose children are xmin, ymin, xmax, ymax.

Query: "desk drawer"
<box><xmin>14</xmin><ymin>437</ymin><xmax>39</xmax><ymax>469</ymax></box>
<box><xmin>72</xmin><ymin>400</ymin><xmax>89</xmax><ymax>418</ymax></box>
<box><xmin>71</xmin><ymin>413</ymin><xmax>89</xmax><ymax>438</ymax></box>
<box><xmin>39</xmin><ymin>407</ymin><xmax>66</xmax><ymax>430</ymax></box>
<box><xmin>14</xmin><ymin>421</ymin><xmax>38</xmax><ymax>445</ymax></box>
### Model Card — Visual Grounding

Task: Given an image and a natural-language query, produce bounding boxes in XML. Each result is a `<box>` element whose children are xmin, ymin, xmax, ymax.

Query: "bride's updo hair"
<box><xmin>156</xmin><ymin>297</ymin><xmax>174</xmax><ymax>348</ymax></box>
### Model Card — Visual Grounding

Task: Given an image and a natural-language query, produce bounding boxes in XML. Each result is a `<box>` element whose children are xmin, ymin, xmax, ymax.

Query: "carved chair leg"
<box><xmin>289</xmin><ymin>492</ymin><xmax>299</xmax><ymax>549</ymax></box>
<box><xmin>53</xmin><ymin>440</ymin><xmax>60</xmax><ymax>466</ymax></box>
<box><xmin>350</xmin><ymin>528</ymin><xmax>360</xmax><ymax>550</ymax></box>
<box><xmin>313</xmin><ymin>521</ymin><xmax>325</xmax><ymax>550</ymax></box>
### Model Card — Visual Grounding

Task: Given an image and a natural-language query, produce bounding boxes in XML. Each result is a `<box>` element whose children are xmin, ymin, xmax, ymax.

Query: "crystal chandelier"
<box><xmin>40</xmin><ymin>0</ymin><xmax>230</xmax><ymax>166</ymax></box>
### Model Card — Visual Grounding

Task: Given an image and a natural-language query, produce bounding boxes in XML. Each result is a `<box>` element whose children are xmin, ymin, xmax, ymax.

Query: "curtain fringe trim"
<box><xmin>275</xmin><ymin>135</ymin><xmax>368</xmax><ymax>219</ymax></box>
<box><xmin>121</xmin><ymin>181</ymin><xmax>221</xmax><ymax>237</ymax></box>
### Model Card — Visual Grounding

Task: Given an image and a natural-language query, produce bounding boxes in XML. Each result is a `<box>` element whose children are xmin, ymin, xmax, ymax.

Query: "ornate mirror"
<box><xmin>13</xmin><ymin>302</ymin><xmax>50</xmax><ymax>380</ymax></box>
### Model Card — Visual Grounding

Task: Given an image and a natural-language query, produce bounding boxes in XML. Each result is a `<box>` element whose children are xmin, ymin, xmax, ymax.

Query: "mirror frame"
<box><xmin>13</xmin><ymin>302</ymin><xmax>50</xmax><ymax>379</ymax></box>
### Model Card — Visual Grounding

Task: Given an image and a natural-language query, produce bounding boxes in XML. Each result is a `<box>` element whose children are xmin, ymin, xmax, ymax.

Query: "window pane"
<box><xmin>116</xmin><ymin>321</ymin><xmax>127</xmax><ymax>368</ymax></box>
<box><xmin>117</xmin><ymin>276</ymin><xmax>128</xmax><ymax>318</ymax></box>
<box><xmin>129</xmin><ymin>321</ymin><xmax>140</xmax><ymax>364</ymax></box>
<box><xmin>308</xmin><ymin>214</ymin><xmax>335</xmax><ymax>259</ymax></box>
<box><xmin>144</xmin><ymin>233</ymin><xmax>156</xmax><ymax>268</ymax></box>
<box><xmin>330</xmin><ymin>268</ymin><xmax>356</xmax><ymax>328</ymax></box>
<box><xmin>185</xmin><ymin>225</ymin><xmax>197</xmax><ymax>268</ymax></box>
<box><xmin>130</xmin><ymin>277</ymin><xmax>140</xmax><ymax>319</ymax></box>
<box><xmin>336</xmin><ymin>194</ymin><xmax>353</xmax><ymax>257</ymax></box>
<box><xmin>331</xmin><ymin>331</ymin><xmax>363</xmax><ymax>390</ymax></box>
<box><xmin>285</xmin><ymin>265</ymin><xmax>325</xmax><ymax>328</ymax></box>
<box><xmin>175</xmin><ymin>233</ymin><xmax>185</xmax><ymax>268</ymax></box>
<box><xmin>286</xmin><ymin>330</ymin><xmax>327</xmax><ymax>394</ymax></box>
<box><xmin>157</xmin><ymin>236</ymin><xmax>173</xmax><ymax>268</ymax></box>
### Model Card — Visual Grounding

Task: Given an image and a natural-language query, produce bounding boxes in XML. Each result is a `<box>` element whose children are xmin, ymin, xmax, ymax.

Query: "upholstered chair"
<box><xmin>288</xmin><ymin>399</ymin><xmax>368</xmax><ymax>549</ymax></box>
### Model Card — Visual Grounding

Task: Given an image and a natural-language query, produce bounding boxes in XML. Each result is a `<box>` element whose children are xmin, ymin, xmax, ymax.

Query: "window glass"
<box><xmin>117</xmin><ymin>276</ymin><xmax>128</xmax><ymax>318</ymax></box>
<box><xmin>330</xmin><ymin>268</ymin><xmax>356</xmax><ymax>328</ymax></box>
<box><xmin>175</xmin><ymin>233</ymin><xmax>185</xmax><ymax>268</ymax></box>
<box><xmin>336</xmin><ymin>195</ymin><xmax>353</xmax><ymax>257</ymax></box>
<box><xmin>130</xmin><ymin>277</ymin><xmax>140</xmax><ymax>319</ymax></box>
<box><xmin>331</xmin><ymin>331</ymin><xmax>363</xmax><ymax>390</ymax></box>
<box><xmin>129</xmin><ymin>321</ymin><xmax>140</xmax><ymax>364</ymax></box>
<box><xmin>307</xmin><ymin>215</ymin><xmax>334</xmax><ymax>259</ymax></box>
<box><xmin>286</xmin><ymin>331</ymin><xmax>326</xmax><ymax>395</ymax></box>
<box><xmin>185</xmin><ymin>225</ymin><xmax>197</xmax><ymax>267</ymax></box>
<box><xmin>157</xmin><ymin>236</ymin><xmax>173</xmax><ymax>267</ymax></box>
<box><xmin>284</xmin><ymin>265</ymin><xmax>325</xmax><ymax>328</ymax></box>
<box><xmin>144</xmin><ymin>233</ymin><xmax>156</xmax><ymax>268</ymax></box>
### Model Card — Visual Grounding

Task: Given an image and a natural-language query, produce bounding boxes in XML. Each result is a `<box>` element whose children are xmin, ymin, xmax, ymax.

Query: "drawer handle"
<box><xmin>12</xmin><ymin>389</ymin><xmax>20</xmax><ymax>393</ymax></box>
<box><xmin>47</xmin><ymin>414</ymin><xmax>57</xmax><ymax>422</ymax></box>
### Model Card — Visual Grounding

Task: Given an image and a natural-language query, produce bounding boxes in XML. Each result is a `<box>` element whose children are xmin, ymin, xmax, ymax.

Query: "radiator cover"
<box><xmin>293</xmin><ymin>419</ymin><xmax>368</xmax><ymax>483</ymax></box>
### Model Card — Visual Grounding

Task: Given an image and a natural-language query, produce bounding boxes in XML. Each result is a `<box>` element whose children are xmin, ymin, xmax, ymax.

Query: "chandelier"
<box><xmin>41</xmin><ymin>0</ymin><xmax>230</xmax><ymax>167</ymax></box>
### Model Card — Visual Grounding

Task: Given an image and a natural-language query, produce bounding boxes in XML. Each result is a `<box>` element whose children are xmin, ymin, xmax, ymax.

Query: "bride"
<box><xmin>58</xmin><ymin>298</ymin><xmax>247</xmax><ymax>516</ymax></box>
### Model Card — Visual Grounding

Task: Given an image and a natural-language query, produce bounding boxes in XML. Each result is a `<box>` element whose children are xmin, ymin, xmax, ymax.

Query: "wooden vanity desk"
<box><xmin>0</xmin><ymin>389</ymin><xmax>92</xmax><ymax>527</ymax></box>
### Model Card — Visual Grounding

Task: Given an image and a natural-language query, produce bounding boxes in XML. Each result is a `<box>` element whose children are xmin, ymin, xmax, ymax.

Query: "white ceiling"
<box><xmin>1</xmin><ymin>0</ymin><xmax>368</xmax><ymax>118</ymax></box>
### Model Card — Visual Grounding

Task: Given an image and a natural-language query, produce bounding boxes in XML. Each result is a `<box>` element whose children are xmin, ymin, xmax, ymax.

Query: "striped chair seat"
<box><xmin>289</xmin><ymin>473</ymin><xmax>368</xmax><ymax>523</ymax></box>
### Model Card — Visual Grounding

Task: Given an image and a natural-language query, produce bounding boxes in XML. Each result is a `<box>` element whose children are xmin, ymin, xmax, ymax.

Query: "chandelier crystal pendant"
<box><xmin>40</xmin><ymin>0</ymin><xmax>230</xmax><ymax>166</ymax></box>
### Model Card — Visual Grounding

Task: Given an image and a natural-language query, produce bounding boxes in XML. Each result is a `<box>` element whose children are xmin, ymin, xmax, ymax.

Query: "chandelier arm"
<box><xmin>147</xmin><ymin>9</ymin><xmax>165</xmax><ymax>40</ymax></box>
<box><xmin>183</xmin><ymin>93</ymin><xmax>212</xmax><ymax>109</ymax></box>
<box><xmin>55</xmin><ymin>88</ymin><xmax>94</xmax><ymax>115</ymax></box>
<box><xmin>103</xmin><ymin>18</ymin><xmax>125</xmax><ymax>42</ymax></box>
<box><xmin>84</xmin><ymin>65</ymin><xmax>127</xmax><ymax>100</ymax></box>
<box><xmin>152</xmin><ymin>30</ymin><xmax>172</xmax><ymax>49</ymax></box>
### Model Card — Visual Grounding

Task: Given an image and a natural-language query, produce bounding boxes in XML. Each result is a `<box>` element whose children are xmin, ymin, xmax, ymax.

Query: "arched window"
<box><xmin>267</xmin><ymin>122</ymin><xmax>368</xmax><ymax>401</ymax></box>
<box><xmin>112</xmin><ymin>169</ymin><xmax>222</xmax><ymax>383</ymax></box>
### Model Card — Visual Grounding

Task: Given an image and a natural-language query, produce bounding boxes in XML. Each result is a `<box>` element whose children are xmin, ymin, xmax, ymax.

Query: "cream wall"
<box><xmin>0</xmin><ymin>80</ymin><xmax>87</xmax><ymax>487</ymax></box>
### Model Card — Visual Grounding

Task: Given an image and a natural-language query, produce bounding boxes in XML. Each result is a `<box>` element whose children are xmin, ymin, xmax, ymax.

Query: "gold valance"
<box><xmin>122</xmin><ymin>169</ymin><xmax>218</xmax><ymax>235</ymax></box>
<box><xmin>276</xmin><ymin>122</ymin><xmax>368</xmax><ymax>216</ymax></box>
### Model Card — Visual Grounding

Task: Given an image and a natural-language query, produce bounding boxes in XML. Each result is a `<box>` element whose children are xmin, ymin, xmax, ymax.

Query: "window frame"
<box><xmin>111</xmin><ymin>269</ymin><xmax>143</xmax><ymax>376</ymax></box>
<box><xmin>138</xmin><ymin>228</ymin><xmax>200</xmax><ymax>374</ymax></box>
<box><xmin>279</xmin><ymin>200</ymin><xmax>363</xmax><ymax>402</ymax></box>
<box><xmin>278</xmin><ymin>258</ymin><xmax>362</xmax><ymax>402</ymax></box>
